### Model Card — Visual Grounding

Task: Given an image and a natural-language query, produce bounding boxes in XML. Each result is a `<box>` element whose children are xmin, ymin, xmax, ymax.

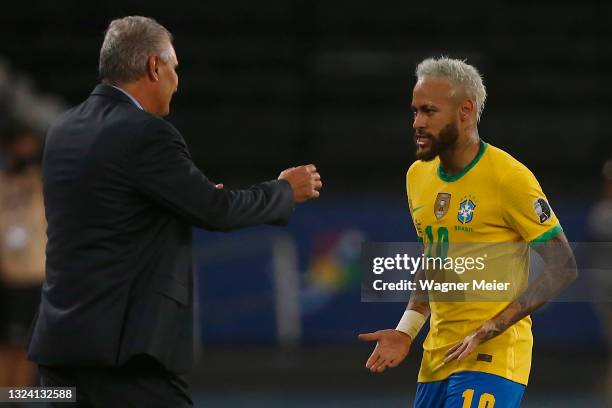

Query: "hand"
<box><xmin>358</xmin><ymin>329</ymin><xmax>412</xmax><ymax>373</ymax></box>
<box><xmin>278</xmin><ymin>164</ymin><xmax>322</xmax><ymax>203</ymax></box>
<box><xmin>215</xmin><ymin>183</ymin><xmax>224</xmax><ymax>189</ymax></box>
<box><xmin>444</xmin><ymin>320</ymin><xmax>498</xmax><ymax>363</ymax></box>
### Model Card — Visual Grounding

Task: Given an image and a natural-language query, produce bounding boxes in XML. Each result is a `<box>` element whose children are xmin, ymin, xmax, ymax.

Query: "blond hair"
<box><xmin>416</xmin><ymin>57</ymin><xmax>487</xmax><ymax>122</ymax></box>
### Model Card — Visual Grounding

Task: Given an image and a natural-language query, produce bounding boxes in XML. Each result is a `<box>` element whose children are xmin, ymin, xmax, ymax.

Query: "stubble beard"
<box><xmin>415</xmin><ymin>121</ymin><xmax>460</xmax><ymax>161</ymax></box>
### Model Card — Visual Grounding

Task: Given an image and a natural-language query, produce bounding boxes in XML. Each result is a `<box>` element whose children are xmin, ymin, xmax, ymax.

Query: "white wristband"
<box><xmin>395</xmin><ymin>310</ymin><xmax>427</xmax><ymax>340</ymax></box>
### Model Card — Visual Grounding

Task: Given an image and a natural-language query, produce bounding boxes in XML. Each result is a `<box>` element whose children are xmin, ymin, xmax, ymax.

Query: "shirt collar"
<box><xmin>111</xmin><ymin>85</ymin><xmax>144</xmax><ymax>110</ymax></box>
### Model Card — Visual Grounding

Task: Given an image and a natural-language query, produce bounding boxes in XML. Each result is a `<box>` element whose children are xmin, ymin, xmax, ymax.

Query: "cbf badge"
<box><xmin>434</xmin><ymin>193</ymin><xmax>451</xmax><ymax>219</ymax></box>
<box><xmin>458</xmin><ymin>197</ymin><xmax>476</xmax><ymax>224</ymax></box>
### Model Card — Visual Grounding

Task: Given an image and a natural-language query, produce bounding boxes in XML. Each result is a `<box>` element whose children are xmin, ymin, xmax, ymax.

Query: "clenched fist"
<box><xmin>278</xmin><ymin>164</ymin><xmax>322</xmax><ymax>203</ymax></box>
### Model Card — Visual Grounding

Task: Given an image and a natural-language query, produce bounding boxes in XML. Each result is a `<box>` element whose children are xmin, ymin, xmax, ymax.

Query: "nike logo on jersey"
<box><xmin>412</xmin><ymin>205</ymin><xmax>424</xmax><ymax>213</ymax></box>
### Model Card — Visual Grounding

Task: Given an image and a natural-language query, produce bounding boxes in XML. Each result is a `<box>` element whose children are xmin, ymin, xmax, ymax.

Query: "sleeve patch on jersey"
<box><xmin>533</xmin><ymin>198</ymin><xmax>552</xmax><ymax>223</ymax></box>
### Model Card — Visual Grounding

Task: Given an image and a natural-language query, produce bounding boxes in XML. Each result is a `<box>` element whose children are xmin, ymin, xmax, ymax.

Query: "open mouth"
<box><xmin>415</xmin><ymin>137</ymin><xmax>431</xmax><ymax>148</ymax></box>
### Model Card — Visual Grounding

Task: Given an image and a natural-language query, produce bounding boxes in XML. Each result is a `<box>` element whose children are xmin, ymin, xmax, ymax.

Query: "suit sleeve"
<box><xmin>500</xmin><ymin>164</ymin><xmax>562</xmax><ymax>243</ymax></box>
<box><xmin>130</xmin><ymin>118</ymin><xmax>295</xmax><ymax>231</ymax></box>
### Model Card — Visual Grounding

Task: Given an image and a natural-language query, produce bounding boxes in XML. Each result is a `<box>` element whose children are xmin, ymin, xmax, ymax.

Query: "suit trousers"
<box><xmin>38</xmin><ymin>355</ymin><xmax>193</xmax><ymax>407</ymax></box>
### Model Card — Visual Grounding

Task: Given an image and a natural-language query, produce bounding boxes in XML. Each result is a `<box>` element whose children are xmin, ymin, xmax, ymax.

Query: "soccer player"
<box><xmin>359</xmin><ymin>57</ymin><xmax>577</xmax><ymax>407</ymax></box>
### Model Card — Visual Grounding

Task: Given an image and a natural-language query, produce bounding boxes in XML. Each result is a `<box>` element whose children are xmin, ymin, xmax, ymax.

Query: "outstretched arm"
<box><xmin>358</xmin><ymin>264</ymin><xmax>431</xmax><ymax>373</ymax></box>
<box><xmin>132</xmin><ymin>118</ymin><xmax>322</xmax><ymax>231</ymax></box>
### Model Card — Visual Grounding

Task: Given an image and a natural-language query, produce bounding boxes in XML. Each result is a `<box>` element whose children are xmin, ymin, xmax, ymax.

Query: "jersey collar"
<box><xmin>437</xmin><ymin>139</ymin><xmax>488</xmax><ymax>182</ymax></box>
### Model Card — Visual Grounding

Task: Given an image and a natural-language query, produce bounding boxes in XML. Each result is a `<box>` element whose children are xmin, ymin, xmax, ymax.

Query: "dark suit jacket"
<box><xmin>27</xmin><ymin>84</ymin><xmax>295</xmax><ymax>374</ymax></box>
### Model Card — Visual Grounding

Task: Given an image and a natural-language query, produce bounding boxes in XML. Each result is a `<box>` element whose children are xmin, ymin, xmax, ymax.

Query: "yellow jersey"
<box><xmin>406</xmin><ymin>140</ymin><xmax>562</xmax><ymax>385</ymax></box>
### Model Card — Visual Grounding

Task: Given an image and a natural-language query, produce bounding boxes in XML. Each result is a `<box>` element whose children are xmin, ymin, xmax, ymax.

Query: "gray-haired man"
<box><xmin>28</xmin><ymin>16</ymin><xmax>321</xmax><ymax>407</ymax></box>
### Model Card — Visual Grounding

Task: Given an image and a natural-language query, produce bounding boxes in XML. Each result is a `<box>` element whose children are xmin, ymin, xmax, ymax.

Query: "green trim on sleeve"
<box><xmin>438</xmin><ymin>140</ymin><xmax>488</xmax><ymax>182</ymax></box>
<box><xmin>530</xmin><ymin>224</ymin><xmax>563</xmax><ymax>246</ymax></box>
<box><xmin>417</xmin><ymin>236</ymin><xmax>424</xmax><ymax>243</ymax></box>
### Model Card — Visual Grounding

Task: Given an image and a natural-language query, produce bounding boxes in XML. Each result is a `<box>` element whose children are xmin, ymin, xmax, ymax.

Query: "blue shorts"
<box><xmin>415</xmin><ymin>371</ymin><xmax>525</xmax><ymax>408</ymax></box>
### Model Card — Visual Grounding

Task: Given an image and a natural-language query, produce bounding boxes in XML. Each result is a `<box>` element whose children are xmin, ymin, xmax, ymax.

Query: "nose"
<box><xmin>413</xmin><ymin>112</ymin><xmax>426</xmax><ymax>130</ymax></box>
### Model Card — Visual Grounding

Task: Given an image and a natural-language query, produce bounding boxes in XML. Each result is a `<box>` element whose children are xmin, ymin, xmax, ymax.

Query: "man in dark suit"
<box><xmin>27</xmin><ymin>16</ymin><xmax>322</xmax><ymax>407</ymax></box>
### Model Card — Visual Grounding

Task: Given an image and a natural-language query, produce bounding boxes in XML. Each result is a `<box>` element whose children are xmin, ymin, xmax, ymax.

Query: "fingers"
<box><xmin>365</xmin><ymin>351</ymin><xmax>380</xmax><ymax>370</ymax></box>
<box><xmin>456</xmin><ymin>342</ymin><xmax>477</xmax><ymax>361</ymax></box>
<box><xmin>371</xmin><ymin>357</ymin><xmax>388</xmax><ymax>373</ymax></box>
<box><xmin>361</xmin><ymin>331</ymin><xmax>382</xmax><ymax>371</ymax></box>
<box><xmin>358</xmin><ymin>332</ymin><xmax>379</xmax><ymax>342</ymax></box>
<box><xmin>305</xmin><ymin>164</ymin><xmax>321</xmax><ymax>188</ymax></box>
<box><xmin>311</xmin><ymin>171</ymin><xmax>321</xmax><ymax>191</ymax></box>
<box><xmin>444</xmin><ymin>341</ymin><xmax>468</xmax><ymax>363</ymax></box>
<box><xmin>278</xmin><ymin>164</ymin><xmax>322</xmax><ymax>202</ymax></box>
<box><xmin>367</xmin><ymin>353</ymin><xmax>389</xmax><ymax>373</ymax></box>
<box><xmin>311</xmin><ymin>171</ymin><xmax>322</xmax><ymax>195</ymax></box>
<box><xmin>444</xmin><ymin>326</ymin><xmax>487</xmax><ymax>364</ymax></box>
<box><xmin>444</xmin><ymin>342</ymin><xmax>462</xmax><ymax>357</ymax></box>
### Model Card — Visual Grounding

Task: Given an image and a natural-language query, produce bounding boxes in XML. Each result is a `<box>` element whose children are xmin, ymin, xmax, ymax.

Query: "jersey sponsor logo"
<box><xmin>458</xmin><ymin>198</ymin><xmax>476</xmax><ymax>224</ymax></box>
<box><xmin>434</xmin><ymin>193</ymin><xmax>451</xmax><ymax>219</ymax></box>
<box><xmin>534</xmin><ymin>198</ymin><xmax>551</xmax><ymax>223</ymax></box>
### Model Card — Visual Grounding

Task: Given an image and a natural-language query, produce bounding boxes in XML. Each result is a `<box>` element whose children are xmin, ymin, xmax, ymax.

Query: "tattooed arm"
<box><xmin>407</xmin><ymin>263</ymin><xmax>433</xmax><ymax>316</ymax></box>
<box><xmin>444</xmin><ymin>232</ymin><xmax>577</xmax><ymax>363</ymax></box>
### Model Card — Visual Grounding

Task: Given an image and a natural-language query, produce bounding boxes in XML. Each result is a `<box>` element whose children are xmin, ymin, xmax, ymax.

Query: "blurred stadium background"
<box><xmin>0</xmin><ymin>0</ymin><xmax>610</xmax><ymax>406</ymax></box>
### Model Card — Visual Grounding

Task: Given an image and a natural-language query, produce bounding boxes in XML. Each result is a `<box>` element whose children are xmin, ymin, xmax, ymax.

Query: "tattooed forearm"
<box><xmin>490</xmin><ymin>233</ymin><xmax>577</xmax><ymax>334</ymax></box>
<box><xmin>407</xmin><ymin>261</ymin><xmax>431</xmax><ymax>317</ymax></box>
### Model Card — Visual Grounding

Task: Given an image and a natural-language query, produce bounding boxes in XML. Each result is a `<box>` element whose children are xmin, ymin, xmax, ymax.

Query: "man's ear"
<box><xmin>460</xmin><ymin>99</ymin><xmax>475</xmax><ymax>122</ymax></box>
<box><xmin>146</xmin><ymin>55</ymin><xmax>159</xmax><ymax>82</ymax></box>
